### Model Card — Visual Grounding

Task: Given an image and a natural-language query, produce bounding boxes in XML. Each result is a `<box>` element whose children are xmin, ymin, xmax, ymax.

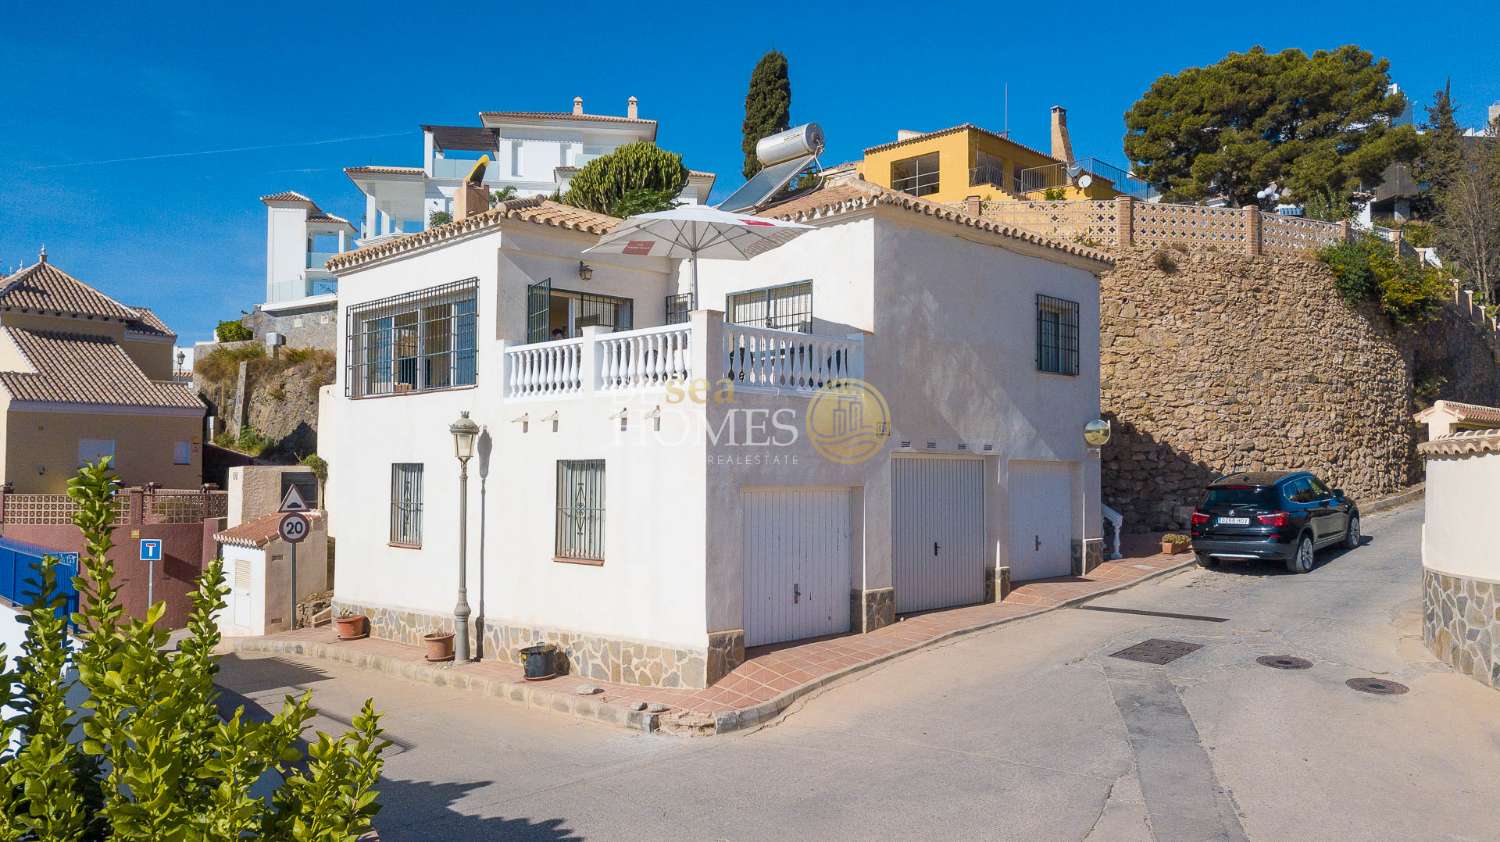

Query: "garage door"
<box><xmin>1007</xmin><ymin>461</ymin><xmax>1074</xmax><ymax>581</ymax></box>
<box><xmin>893</xmin><ymin>457</ymin><xmax>986</xmax><ymax>613</ymax></box>
<box><xmin>743</xmin><ymin>488</ymin><xmax>853</xmax><ymax>647</ymax></box>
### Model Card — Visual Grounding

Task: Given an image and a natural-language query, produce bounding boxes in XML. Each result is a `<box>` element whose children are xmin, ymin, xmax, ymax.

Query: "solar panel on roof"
<box><xmin>717</xmin><ymin>154</ymin><xmax>817</xmax><ymax>213</ymax></box>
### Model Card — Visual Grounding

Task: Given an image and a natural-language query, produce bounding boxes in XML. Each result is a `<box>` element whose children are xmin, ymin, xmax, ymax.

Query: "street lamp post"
<box><xmin>450</xmin><ymin>411</ymin><xmax>480</xmax><ymax>663</ymax></box>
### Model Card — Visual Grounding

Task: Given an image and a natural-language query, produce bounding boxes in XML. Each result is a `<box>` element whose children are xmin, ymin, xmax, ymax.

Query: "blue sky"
<box><xmin>2</xmin><ymin>1</ymin><xmax>1497</xmax><ymax>344</ymax></box>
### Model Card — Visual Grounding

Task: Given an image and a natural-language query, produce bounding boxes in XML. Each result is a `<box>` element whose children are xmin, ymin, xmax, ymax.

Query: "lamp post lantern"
<box><xmin>450</xmin><ymin>410</ymin><xmax>480</xmax><ymax>662</ymax></box>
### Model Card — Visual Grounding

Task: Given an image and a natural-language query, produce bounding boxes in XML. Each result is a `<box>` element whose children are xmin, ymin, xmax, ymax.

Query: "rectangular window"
<box><xmin>1036</xmin><ymin>294</ymin><xmax>1080</xmax><ymax>375</ymax></box>
<box><xmin>664</xmin><ymin>292</ymin><xmax>694</xmax><ymax>326</ymax></box>
<box><xmin>971</xmin><ymin>151</ymin><xmax>1006</xmax><ymax>188</ymax></box>
<box><xmin>555</xmin><ymin>460</ymin><xmax>605</xmax><ymax>562</ymax></box>
<box><xmin>78</xmin><ymin>438</ymin><xmax>115</xmax><ymax>467</ymax></box>
<box><xmin>728</xmin><ymin>281</ymin><xmax>813</xmax><ymax>333</ymax></box>
<box><xmin>390</xmin><ymin>464</ymin><xmax>423</xmax><ymax>546</ymax></box>
<box><xmin>346</xmin><ymin>278</ymin><xmax>478</xmax><ymax>398</ymax></box>
<box><xmin>173</xmin><ymin>441</ymin><xmax>191</xmax><ymax>465</ymax></box>
<box><xmin>891</xmin><ymin>152</ymin><xmax>940</xmax><ymax>197</ymax></box>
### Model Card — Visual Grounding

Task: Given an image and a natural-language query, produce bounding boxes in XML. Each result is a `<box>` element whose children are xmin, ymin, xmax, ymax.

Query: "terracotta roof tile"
<box><xmin>215</xmin><ymin>510</ymin><xmax>324</xmax><ymax>549</ymax></box>
<box><xmin>0</xmin><ymin>328</ymin><xmax>202</xmax><ymax>409</ymax></box>
<box><xmin>327</xmin><ymin>197</ymin><xmax>619</xmax><ymax>272</ymax></box>
<box><xmin>758</xmin><ymin>179</ymin><xmax>1114</xmax><ymax>268</ymax></box>
<box><xmin>479</xmin><ymin>110</ymin><xmax>655</xmax><ymax>126</ymax></box>
<box><xmin>1419</xmin><ymin>428</ymin><xmax>1500</xmax><ymax>458</ymax></box>
<box><xmin>863</xmin><ymin>123</ymin><xmax>1058</xmax><ymax>164</ymax></box>
<box><xmin>1415</xmin><ymin>399</ymin><xmax>1500</xmax><ymax>426</ymax></box>
<box><xmin>260</xmin><ymin>191</ymin><xmax>318</xmax><ymax>206</ymax></box>
<box><xmin>124</xmin><ymin>306</ymin><xmax>174</xmax><ymax>339</ymax></box>
<box><xmin>0</xmin><ymin>261</ymin><xmax>140</xmax><ymax>321</ymax></box>
<box><xmin>344</xmin><ymin>165</ymin><xmax>425</xmax><ymax>177</ymax></box>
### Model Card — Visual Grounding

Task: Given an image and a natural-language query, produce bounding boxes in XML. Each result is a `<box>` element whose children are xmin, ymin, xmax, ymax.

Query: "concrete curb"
<box><xmin>225</xmin><ymin>636</ymin><xmax>662</xmax><ymax>734</ymax></box>
<box><xmin>706</xmin><ymin>555</ymin><xmax>1203</xmax><ymax>735</ymax></box>
<box><xmin>1360</xmin><ymin>483</ymin><xmax>1423</xmax><ymax>515</ymax></box>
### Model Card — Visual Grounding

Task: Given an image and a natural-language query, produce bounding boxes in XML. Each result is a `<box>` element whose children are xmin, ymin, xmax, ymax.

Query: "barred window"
<box><xmin>390</xmin><ymin>463</ymin><xmax>423</xmax><ymax>546</ymax></box>
<box><xmin>346</xmin><ymin>278</ymin><xmax>478</xmax><ymax>397</ymax></box>
<box><xmin>1036</xmin><ymin>294</ymin><xmax>1080</xmax><ymax>376</ymax></box>
<box><xmin>555</xmin><ymin>460</ymin><xmax>605</xmax><ymax>562</ymax></box>
<box><xmin>728</xmin><ymin>280</ymin><xmax>812</xmax><ymax>333</ymax></box>
<box><xmin>891</xmin><ymin>152</ymin><xmax>940</xmax><ymax>197</ymax></box>
<box><xmin>664</xmin><ymin>292</ymin><xmax>694</xmax><ymax>325</ymax></box>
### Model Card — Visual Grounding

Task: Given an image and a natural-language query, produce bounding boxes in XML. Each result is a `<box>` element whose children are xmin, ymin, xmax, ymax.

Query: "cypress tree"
<box><xmin>741</xmin><ymin>51</ymin><xmax>791</xmax><ymax>179</ymax></box>
<box><xmin>1417</xmin><ymin>81</ymin><xmax>1463</xmax><ymax>202</ymax></box>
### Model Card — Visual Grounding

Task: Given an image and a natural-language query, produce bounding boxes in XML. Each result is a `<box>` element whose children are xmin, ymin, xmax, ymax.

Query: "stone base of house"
<box><xmin>1423</xmin><ymin>568</ymin><xmax>1499</xmax><ymax>689</ymax></box>
<box><xmin>850</xmin><ymin>587</ymin><xmax>895</xmax><ymax>633</ymax></box>
<box><xmin>1072</xmin><ymin>538</ymin><xmax>1105</xmax><ymax>576</ymax></box>
<box><xmin>333</xmin><ymin>600</ymin><xmax>718</xmax><ymax>689</ymax></box>
<box><xmin>984</xmin><ymin>565</ymin><xmax>1013</xmax><ymax>603</ymax></box>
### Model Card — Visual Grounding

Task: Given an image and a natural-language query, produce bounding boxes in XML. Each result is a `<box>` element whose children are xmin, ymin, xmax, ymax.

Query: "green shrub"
<box><xmin>0</xmin><ymin>459</ymin><xmax>388</xmax><ymax>837</ymax></box>
<box><xmin>561</xmin><ymin>142</ymin><xmax>688</xmax><ymax>215</ymax></box>
<box><xmin>235</xmin><ymin>425</ymin><xmax>273</xmax><ymax>456</ymax></box>
<box><xmin>1317</xmin><ymin>236</ymin><xmax>1446</xmax><ymax>326</ymax></box>
<box><xmin>1043</xmin><ymin>187</ymin><xmax>1067</xmax><ymax>201</ymax></box>
<box><xmin>196</xmin><ymin>343</ymin><xmax>266</xmax><ymax>384</ymax></box>
<box><xmin>428</xmin><ymin>210</ymin><xmax>452</xmax><ymax>227</ymax></box>
<box><xmin>215</xmin><ymin>320</ymin><xmax>252</xmax><ymax>342</ymax></box>
<box><xmin>1401</xmin><ymin>220</ymin><xmax>1436</xmax><ymax>248</ymax></box>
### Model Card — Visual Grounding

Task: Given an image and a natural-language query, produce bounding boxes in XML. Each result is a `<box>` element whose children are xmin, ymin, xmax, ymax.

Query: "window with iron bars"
<box><xmin>390</xmin><ymin>463</ymin><xmax>423</xmax><ymax>546</ymax></box>
<box><xmin>728</xmin><ymin>280</ymin><xmax>813</xmax><ymax>333</ymax></box>
<box><xmin>1036</xmin><ymin>294</ymin><xmax>1080</xmax><ymax>376</ymax></box>
<box><xmin>890</xmin><ymin>152</ymin><xmax>940</xmax><ymax>197</ymax></box>
<box><xmin>555</xmin><ymin>460</ymin><xmax>605</xmax><ymax>562</ymax></box>
<box><xmin>345</xmin><ymin>278</ymin><xmax>478</xmax><ymax>398</ymax></box>
<box><xmin>664</xmin><ymin>292</ymin><xmax>694</xmax><ymax>325</ymax></box>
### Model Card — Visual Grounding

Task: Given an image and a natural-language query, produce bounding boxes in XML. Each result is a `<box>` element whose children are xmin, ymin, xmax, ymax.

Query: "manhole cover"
<box><xmin>1256</xmin><ymin>655</ymin><xmax>1313</xmax><ymax>670</ymax></box>
<box><xmin>1346</xmin><ymin>677</ymin><xmax>1408</xmax><ymax>695</ymax></box>
<box><xmin>1110</xmin><ymin>638</ymin><xmax>1203</xmax><ymax>665</ymax></box>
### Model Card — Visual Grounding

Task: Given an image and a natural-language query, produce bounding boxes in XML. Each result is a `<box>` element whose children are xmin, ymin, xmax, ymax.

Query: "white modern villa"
<box><xmin>317</xmin><ymin>176</ymin><xmax>1110</xmax><ymax>690</ymax></box>
<box><xmin>252</xmin><ymin>191</ymin><xmax>356</xmax><ymax>347</ymax></box>
<box><xmin>346</xmin><ymin>96</ymin><xmax>716</xmax><ymax>246</ymax></box>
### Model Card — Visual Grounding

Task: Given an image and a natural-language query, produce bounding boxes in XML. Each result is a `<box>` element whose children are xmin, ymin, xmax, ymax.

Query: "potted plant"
<box><xmin>1161</xmin><ymin>533</ymin><xmax>1191</xmax><ymax>555</ymax></box>
<box><xmin>520</xmin><ymin>643</ymin><xmax>557</xmax><ymax>681</ymax></box>
<box><xmin>335</xmin><ymin>608</ymin><xmax>368</xmax><ymax>641</ymax></box>
<box><xmin>424</xmin><ymin>631</ymin><xmax>455</xmax><ymax>662</ymax></box>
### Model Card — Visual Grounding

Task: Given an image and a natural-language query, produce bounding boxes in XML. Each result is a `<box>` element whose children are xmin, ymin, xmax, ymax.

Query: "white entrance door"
<box><xmin>1007</xmin><ymin>461</ymin><xmax>1075</xmax><ymax>581</ymax></box>
<box><xmin>742</xmin><ymin>488</ymin><xmax>853</xmax><ymax>647</ymax></box>
<box><xmin>893</xmin><ymin>457</ymin><xmax>986</xmax><ymax>613</ymax></box>
<box><xmin>233</xmin><ymin>556</ymin><xmax>253</xmax><ymax>629</ymax></box>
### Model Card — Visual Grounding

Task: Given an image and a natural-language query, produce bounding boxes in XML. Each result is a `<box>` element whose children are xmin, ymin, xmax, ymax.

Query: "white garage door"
<box><xmin>743</xmin><ymin>488</ymin><xmax>853</xmax><ymax>647</ymax></box>
<box><xmin>1008</xmin><ymin>461</ymin><xmax>1075</xmax><ymax>581</ymax></box>
<box><xmin>893</xmin><ymin>457</ymin><xmax>986</xmax><ymax>613</ymax></box>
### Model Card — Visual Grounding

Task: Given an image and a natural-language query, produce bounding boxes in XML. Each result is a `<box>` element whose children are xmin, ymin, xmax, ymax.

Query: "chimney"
<box><xmin>452</xmin><ymin>182</ymin><xmax>489</xmax><ymax>222</ymax></box>
<box><xmin>627</xmin><ymin>96</ymin><xmax>639</xmax><ymax>120</ymax></box>
<box><xmin>572</xmin><ymin>96</ymin><xmax>584</xmax><ymax>116</ymax></box>
<box><xmin>37</xmin><ymin>244</ymin><xmax>47</xmax><ymax>264</ymax></box>
<box><xmin>1050</xmin><ymin>106</ymin><xmax>1075</xmax><ymax>164</ymax></box>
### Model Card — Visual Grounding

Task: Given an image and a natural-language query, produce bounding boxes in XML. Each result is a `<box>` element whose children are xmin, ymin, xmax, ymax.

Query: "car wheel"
<box><xmin>1344</xmin><ymin>515</ymin><xmax>1361</xmax><ymax>550</ymax></box>
<box><xmin>1197</xmin><ymin>552</ymin><xmax>1218</xmax><ymax>567</ymax></box>
<box><xmin>1285</xmin><ymin>534</ymin><xmax>1315</xmax><ymax>574</ymax></box>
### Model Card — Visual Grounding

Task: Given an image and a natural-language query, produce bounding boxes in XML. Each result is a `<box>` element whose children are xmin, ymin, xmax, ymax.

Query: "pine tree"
<box><xmin>741</xmin><ymin>51</ymin><xmax>791</xmax><ymax>180</ymax></box>
<box><xmin>1416</xmin><ymin>81</ymin><xmax>1463</xmax><ymax>202</ymax></box>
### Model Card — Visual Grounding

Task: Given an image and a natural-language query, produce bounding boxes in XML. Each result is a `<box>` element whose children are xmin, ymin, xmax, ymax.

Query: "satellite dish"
<box><xmin>465</xmin><ymin>154</ymin><xmax>490</xmax><ymax>185</ymax></box>
<box><xmin>1077</xmin><ymin>173</ymin><xmax>1094</xmax><ymax>189</ymax></box>
<box><xmin>1065</xmin><ymin>163</ymin><xmax>1084</xmax><ymax>179</ymax></box>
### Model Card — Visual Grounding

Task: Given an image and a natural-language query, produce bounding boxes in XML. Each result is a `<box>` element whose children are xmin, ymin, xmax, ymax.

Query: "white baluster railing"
<box><xmin>722</xmin><ymin>323</ymin><xmax>863</xmax><ymax>392</ymax></box>
<box><xmin>504</xmin><ymin>337</ymin><xmax>584</xmax><ymax>399</ymax></box>
<box><xmin>598</xmin><ymin>324</ymin><xmax>692</xmax><ymax>392</ymax></box>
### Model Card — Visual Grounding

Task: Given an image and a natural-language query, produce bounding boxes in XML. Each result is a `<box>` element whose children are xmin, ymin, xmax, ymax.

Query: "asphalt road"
<box><xmin>218</xmin><ymin>502</ymin><xmax>1500</xmax><ymax>841</ymax></box>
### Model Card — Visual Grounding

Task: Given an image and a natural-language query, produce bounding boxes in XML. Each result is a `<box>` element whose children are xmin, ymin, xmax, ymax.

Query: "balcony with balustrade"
<box><xmin>500</xmin><ymin>311</ymin><xmax>863</xmax><ymax>403</ymax></box>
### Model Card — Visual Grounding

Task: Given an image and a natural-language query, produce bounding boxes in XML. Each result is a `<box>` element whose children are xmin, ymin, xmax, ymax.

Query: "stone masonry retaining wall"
<box><xmin>1100</xmin><ymin>245</ymin><xmax>1500</xmax><ymax>530</ymax></box>
<box><xmin>1424</xmin><ymin>569</ymin><xmax>1499</xmax><ymax>689</ymax></box>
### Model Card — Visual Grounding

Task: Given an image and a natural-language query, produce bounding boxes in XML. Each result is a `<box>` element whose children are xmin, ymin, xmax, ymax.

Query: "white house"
<box><xmin>317</xmin><ymin>178</ymin><xmax>1110</xmax><ymax>690</ymax></box>
<box><xmin>253</xmin><ymin>191</ymin><xmax>357</xmax><ymax>347</ymax></box>
<box><xmin>345</xmin><ymin>96</ymin><xmax>716</xmax><ymax>246</ymax></box>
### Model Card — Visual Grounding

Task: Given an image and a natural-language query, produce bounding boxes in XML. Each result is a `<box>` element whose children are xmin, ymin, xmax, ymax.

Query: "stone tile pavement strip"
<box><xmin>225</xmin><ymin>545</ymin><xmax>1198</xmax><ymax>737</ymax></box>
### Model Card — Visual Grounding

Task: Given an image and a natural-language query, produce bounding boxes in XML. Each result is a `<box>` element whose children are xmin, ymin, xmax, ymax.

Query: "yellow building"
<box><xmin>0</xmin><ymin>252</ymin><xmax>204</xmax><ymax>492</ymax></box>
<box><xmin>858</xmin><ymin>107</ymin><xmax>1121</xmax><ymax>204</ymax></box>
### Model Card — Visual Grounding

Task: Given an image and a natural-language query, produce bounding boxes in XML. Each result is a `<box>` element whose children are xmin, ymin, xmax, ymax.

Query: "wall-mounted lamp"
<box><xmin>578</xmin><ymin>261</ymin><xmax>593</xmax><ymax>281</ymax></box>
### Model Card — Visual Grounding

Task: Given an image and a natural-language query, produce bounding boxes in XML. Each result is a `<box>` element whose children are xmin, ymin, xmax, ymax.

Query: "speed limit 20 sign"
<box><xmin>278</xmin><ymin>512</ymin><xmax>310</xmax><ymax>544</ymax></box>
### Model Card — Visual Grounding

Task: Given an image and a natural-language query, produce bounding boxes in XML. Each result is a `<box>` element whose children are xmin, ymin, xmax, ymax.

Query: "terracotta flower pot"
<box><xmin>1162</xmin><ymin>542</ymin><xmax>1186</xmax><ymax>555</ymax></box>
<box><xmin>424</xmin><ymin>632</ymin><xmax>455</xmax><ymax>662</ymax></box>
<box><xmin>335</xmin><ymin>615</ymin><xmax>368</xmax><ymax>641</ymax></box>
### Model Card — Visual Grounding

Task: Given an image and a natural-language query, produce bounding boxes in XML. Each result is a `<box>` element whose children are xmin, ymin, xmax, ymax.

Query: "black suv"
<box><xmin>1189</xmin><ymin>471</ymin><xmax>1360</xmax><ymax>574</ymax></box>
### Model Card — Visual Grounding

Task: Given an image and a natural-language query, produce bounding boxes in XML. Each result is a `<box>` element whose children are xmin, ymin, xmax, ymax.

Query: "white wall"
<box><xmin>1423</xmin><ymin>451</ymin><xmax>1500</xmax><ymax>582</ymax></box>
<box><xmin>266</xmin><ymin>205</ymin><xmax>309</xmax><ymax>303</ymax></box>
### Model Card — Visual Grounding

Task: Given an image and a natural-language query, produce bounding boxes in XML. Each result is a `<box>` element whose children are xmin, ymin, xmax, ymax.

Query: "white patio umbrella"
<box><xmin>582</xmin><ymin>205</ymin><xmax>814</xmax><ymax>304</ymax></box>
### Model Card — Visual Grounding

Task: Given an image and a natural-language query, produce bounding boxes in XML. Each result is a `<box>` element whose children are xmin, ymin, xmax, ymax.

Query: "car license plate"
<box><xmin>1218</xmin><ymin>517</ymin><xmax>1250</xmax><ymax>526</ymax></box>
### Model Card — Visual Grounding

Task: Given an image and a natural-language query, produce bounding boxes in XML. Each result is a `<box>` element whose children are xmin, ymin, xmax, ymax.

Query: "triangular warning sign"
<box><xmin>279</xmin><ymin>484</ymin><xmax>310</xmax><ymax>512</ymax></box>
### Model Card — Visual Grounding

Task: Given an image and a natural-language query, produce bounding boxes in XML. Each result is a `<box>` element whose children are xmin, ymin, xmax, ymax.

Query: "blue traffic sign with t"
<box><xmin>139</xmin><ymin>539</ymin><xmax>162</xmax><ymax>562</ymax></box>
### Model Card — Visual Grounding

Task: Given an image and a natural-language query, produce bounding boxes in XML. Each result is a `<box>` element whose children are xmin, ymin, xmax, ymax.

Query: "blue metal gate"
<box><xmin>0</xmin><ymin>537</ymin><xmax>79</xmax><ymax>619</ymax></box>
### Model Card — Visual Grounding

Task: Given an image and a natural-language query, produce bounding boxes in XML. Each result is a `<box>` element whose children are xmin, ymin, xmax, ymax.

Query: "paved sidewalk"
<box><xmin>227</xmin><ymin>539</ymin><xmax>1191</xmax><ymax>736</ymax></box>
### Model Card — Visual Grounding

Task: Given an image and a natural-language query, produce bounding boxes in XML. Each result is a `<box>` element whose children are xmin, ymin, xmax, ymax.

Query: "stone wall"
<box><xmin>1100</xmin><ymin>245</ymin><xmax>1500</xmax><ymax>530</ymax></box>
